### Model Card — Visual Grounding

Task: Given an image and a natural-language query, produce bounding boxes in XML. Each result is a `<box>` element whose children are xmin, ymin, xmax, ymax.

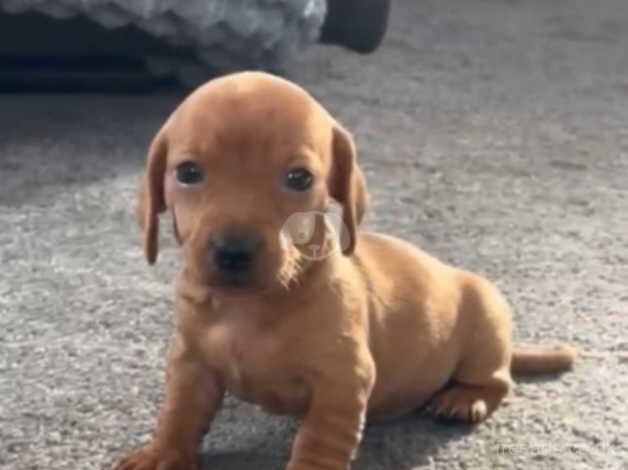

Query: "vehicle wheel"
<box><xmin>320</xmin><ymin>0</ymin><xmax>391</xmax><ymax>53</ymax></box>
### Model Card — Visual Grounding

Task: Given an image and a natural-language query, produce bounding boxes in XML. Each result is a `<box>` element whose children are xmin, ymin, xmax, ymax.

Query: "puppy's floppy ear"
<box><xmin>328</xmin><ymin>123</ymin><xmax>367</xmax><ymax>255</ymax></box>
<box><xmin>351</xmin><ymin>164</ymin><xmax>368</xmax><ymax>226</ymax></box>
<box><xmin>137</xmin><ymin>126</ymin><xmax>168</xmax><ymax>264</ymax></box>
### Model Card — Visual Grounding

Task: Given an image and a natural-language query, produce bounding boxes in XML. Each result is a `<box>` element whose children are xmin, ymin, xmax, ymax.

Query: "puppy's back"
<box><xmin>353</xmin><ymin>232</ymin><xmax>456</xmax><ymax>300</ymax></box>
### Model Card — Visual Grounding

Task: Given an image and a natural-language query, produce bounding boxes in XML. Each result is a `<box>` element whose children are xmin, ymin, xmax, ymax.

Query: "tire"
<box><xmin>320</xmin><ymin>0</ymin><xmax>391</xmax><ymax>53</ymax></box>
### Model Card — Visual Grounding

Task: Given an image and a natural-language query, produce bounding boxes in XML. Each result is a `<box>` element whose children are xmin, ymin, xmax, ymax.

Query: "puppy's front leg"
<box><xmin>116</xmin><ymin>334</ymin><xmax>224</xmax><ymax>470</ymax></box>
<box><xmin>288</xmin><ymin>364</ymin><xmax>375</xmax><ymax>470</ymax></box>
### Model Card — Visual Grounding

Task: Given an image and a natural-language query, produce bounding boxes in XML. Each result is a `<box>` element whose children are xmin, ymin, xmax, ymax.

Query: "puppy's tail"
<box><xmin>511</xmin><ymin>344</ymin><xmax>577</xmax><ymax>375</ymax></box>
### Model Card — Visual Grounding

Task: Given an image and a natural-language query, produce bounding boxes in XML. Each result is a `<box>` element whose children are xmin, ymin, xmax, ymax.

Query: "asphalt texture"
<box><xmin>1</xmin><ymin>1</ymin><xmax>627</xmax><ymax>469</ymax></box>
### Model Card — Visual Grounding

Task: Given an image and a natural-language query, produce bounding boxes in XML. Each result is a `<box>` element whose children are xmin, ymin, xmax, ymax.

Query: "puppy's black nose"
<box><xmin>213</xmin><ymin>234</ymin><xmax>257</xmax><ymax>274</ymax></box>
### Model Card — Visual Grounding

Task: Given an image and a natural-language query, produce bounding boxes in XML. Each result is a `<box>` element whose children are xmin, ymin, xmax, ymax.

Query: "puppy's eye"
<box><xmin>285</xmin><ymin>167</ymin><xmax>313</xmax><ymax>192</ymax></box>
<box><xmin>176</xmin><ymin>161</ymin><xmax>203</xmax><ymax>185</ymax></box>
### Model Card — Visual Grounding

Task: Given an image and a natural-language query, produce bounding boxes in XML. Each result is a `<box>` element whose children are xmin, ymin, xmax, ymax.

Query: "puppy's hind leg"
<box><xmin>424</xmin><ymin>379</ymin><xmax>510</xmax><ymax>423</ymax></box>
<box><xmin>425</xmin><ymin>275</ymin><xmax>514</xmax><ymax>423</ymax></box>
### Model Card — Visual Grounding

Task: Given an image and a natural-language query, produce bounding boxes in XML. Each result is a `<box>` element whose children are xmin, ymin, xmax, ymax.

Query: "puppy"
<box><xmin>117</xmin><ymin>71</ymin><xmax>576</xmax><ymax>470</ymax></box>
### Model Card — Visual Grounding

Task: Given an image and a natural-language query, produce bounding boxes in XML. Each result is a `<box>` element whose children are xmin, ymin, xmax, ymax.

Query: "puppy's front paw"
<box><xmin>115</xmin><ymin>446</ymin><xmax>199</xmax><ymax>470</ymax></box>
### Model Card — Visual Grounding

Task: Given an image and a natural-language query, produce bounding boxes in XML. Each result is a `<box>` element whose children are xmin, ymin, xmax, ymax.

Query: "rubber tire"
<box><xmin>320</xmin><ymin>0</ymin><xmax>391</xmax><ymax>53</ymax></box>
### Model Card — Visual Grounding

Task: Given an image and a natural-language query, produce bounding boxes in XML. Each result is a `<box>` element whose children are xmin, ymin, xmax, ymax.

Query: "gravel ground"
<box><xmin>1</xmin><ymin>0</ymin><xmax>627</xmax><ymax>469</ymax></box>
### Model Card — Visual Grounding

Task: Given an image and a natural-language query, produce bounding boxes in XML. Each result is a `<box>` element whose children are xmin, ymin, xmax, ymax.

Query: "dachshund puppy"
<box><xmin>117</xmin><ymin>71</ymin><xmax>575</xmax><ymax>470</ymax></box>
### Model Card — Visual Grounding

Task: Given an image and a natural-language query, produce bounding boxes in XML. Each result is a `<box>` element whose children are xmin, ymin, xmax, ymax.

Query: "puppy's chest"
<box><xmin>201</xmin><ymin>323</ymin><xmax>311</xmax><ymax>416</ymax></box>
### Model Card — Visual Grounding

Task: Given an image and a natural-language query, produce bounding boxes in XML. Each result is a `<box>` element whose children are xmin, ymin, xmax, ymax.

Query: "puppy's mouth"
<box><xmin>184</xmin><ymin>240</ymin><xmax>300</xmax><ymax>296</ymax></box>
<box><xmin>211</xmin><ymin>274</ymin><xmax>259</xmax><ymax>291</ymax></box>
<box><xmin>203</xmin><ymin>267</ymin><xmax>288</xmax><ymax>297</ymax></box>
<box><xmin>205</xmin><ymin>263</ymin><xmax>300</xmax><ymax>296</ymax></box>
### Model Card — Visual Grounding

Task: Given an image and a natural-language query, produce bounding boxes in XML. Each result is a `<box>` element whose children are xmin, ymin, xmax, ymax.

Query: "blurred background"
<box><xmin>1</xmin><ymin>1</ymin><xmax>627</xmax><ymax>470</ymax></box>
<box><xmin>0</xmin><ymin>0</ymin><xmax>390</xmax><ymax>91</ymax></box>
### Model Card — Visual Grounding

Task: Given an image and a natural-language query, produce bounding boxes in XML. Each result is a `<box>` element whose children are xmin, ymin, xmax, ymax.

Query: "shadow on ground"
<box><xmin>201</xmin><ymin>411</ymin><xmax>474</xmax><ymax>470</ymax></box>
<box><xmin>0</xmin><ymin>94</ymin><xmax>181</xmax><ymax>208</ymax></box>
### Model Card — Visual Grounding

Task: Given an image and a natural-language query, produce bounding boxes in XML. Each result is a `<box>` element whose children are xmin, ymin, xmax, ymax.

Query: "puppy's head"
<box><xmin>138</xmin><ymin>72</ymin><xmax>366</xmax><ymax>293</ymax></box>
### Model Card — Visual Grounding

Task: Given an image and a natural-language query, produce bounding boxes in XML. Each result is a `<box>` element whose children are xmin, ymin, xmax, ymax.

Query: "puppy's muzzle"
<box><xmin>211</xmin><ymin>232</ymin><xmax>261</xmax><ymax>285</ymax></box>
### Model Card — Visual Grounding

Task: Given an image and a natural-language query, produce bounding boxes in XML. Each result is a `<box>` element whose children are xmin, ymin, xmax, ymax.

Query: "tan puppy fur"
<box><xmin>116</xmin><ymin>72</ymin><xmax>576</xmax><ymax>470</ymax></box>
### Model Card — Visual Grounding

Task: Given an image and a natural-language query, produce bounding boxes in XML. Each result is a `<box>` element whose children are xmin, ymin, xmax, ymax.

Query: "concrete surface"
<box><xmin>1</xmin><ymin>0</ymin><xmax>627</xmax><ymax>469</ymax></box>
